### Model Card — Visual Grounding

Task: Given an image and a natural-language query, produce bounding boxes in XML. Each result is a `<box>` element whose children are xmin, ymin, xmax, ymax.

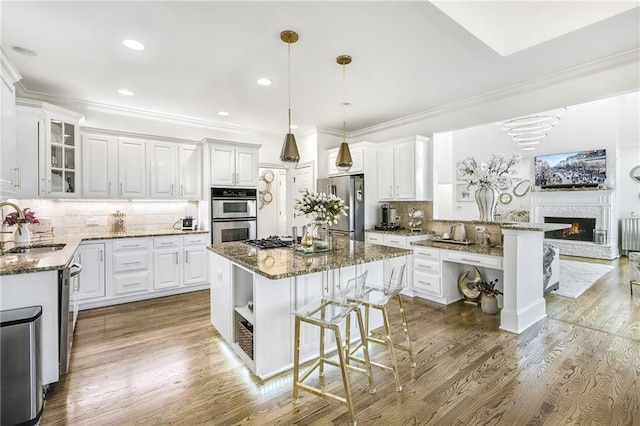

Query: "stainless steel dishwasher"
<box><xmin>59</xmin><ymin>262</ymin><xmax>82</xmax><ymax>375</ymax></box>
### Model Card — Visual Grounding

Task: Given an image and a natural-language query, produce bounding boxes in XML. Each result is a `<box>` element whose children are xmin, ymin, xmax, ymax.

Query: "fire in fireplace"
<box><xmin>544</xmin><ymin>217</ymin><xmax>596</xmax><ymax>242</ymax></box>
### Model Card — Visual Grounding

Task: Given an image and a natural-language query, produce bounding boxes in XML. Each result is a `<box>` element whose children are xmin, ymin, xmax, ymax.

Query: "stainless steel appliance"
<box><xmin>59</xmin><ymin>262</ymin><xmax>82</xmax><ymax>375</ymax></box>
<box><xmin>375</xmin><ymin>203</ymin><xmax>404</xmax><ymax>231</ymax></box>
<box><xmin>317</xmin><ymin>174</ymin><xmax>365</xmax><ymax>241</ymax></box>
<box><xmin>211</xmin><ymin>188</ymin><xmax>257</xmax><ymax>244</ymax></box>
<box><xmin>181</xmin><ymin>216</ymin><xmax>197</xmax><ymax>231</ymax></box>
<box><xmin>381</xmin><ymin>204</ymin><xmax>390</xmax><ymax>225</ymax></box>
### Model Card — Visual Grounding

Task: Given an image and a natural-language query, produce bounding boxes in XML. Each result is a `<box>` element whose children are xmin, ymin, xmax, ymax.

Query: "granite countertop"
<box><xmin>208</xmin><ymin>239</ymin><xmax>412</xmax><ymax>280</ymax></box>
<box><xmin>500</xmin><ymin>222</ymin><xmax>571</xmax><ymax>232</ymax></box>
<box><xmin>411</xmin><ymin>240</ymin><xmax>504</xmax><ymax>257</ymax></box>
<box><xmin>365</xmin><ymin>228</ymin><xmax>435</xmax><ymax>236</ymax></box>
<box><xmin>0</xmin><ymin>229</ymin><xmax>209</xmax><ymax>276</ymax></box>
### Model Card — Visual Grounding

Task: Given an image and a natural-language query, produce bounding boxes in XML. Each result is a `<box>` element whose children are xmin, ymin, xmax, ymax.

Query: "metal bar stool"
<box><xmin>630</xmin><ymin>252</ymin><xmax>640</xmax><ymax>295</ymax></box>
<box><xmin>292</xmin><ymin>270</ymin><xmax>375</xmax><ymax>426</ymax></box>
<box><xmin>347</xmin><ymin>263</ymin><xmax>415</xmax><ymax>392</ymax></box>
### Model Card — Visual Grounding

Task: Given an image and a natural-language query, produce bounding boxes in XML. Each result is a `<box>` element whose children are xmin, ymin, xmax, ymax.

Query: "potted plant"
<box><xmin>476</xmin><ymin>278</ymin><xmax>502</xmax><ymax>314</ymax></box>
<box><xmin>294</xmin><ymin>189</ymin><xmax>348</xmax><ymax>250</ymax></box>
<box><xmin>3</xmin><ymin>208</ymin><xmax>39</xmax><ymax>244</ymax></box>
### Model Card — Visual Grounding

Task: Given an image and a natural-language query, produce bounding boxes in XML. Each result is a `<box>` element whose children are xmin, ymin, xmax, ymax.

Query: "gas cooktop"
<box><xmin>245</xmin><ymin>236</ymin><xmax>296</xmax><ymax>249</ymax></box>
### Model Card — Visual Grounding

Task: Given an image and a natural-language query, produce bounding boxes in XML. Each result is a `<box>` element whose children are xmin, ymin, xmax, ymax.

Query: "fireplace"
<box><xmin>544</xmin><ymin>217</ymin><xmax>596</xmax><ymax>242</ymax></box>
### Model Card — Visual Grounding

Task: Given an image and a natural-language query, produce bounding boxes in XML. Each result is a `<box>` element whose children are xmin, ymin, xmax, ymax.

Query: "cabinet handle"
<box><xmin>41</xmin><ymin>178</ymin><xmax>46</xmax><ymax>194</ymax></box>
<box><xmin>180</xmin><ymin>184</ymin><xmax>184</xmax><ymax>197</ymax></box>
<box><xmin>123</xmin><ymin>282</ymin><xmax>139</xmax><ymax>287</ymax></box>
<box><xmin>159</xmin><ymin>242</ymin><xmax>173</xmax><ymax>245</ymax></box>
<box><xmin>121</xmin><ymin>244</ymin><xmax>139</xmax><ymax>248</ymax></box>
<box><xmin>417</xmin><ymin>264</ymin><xmax>433</xmax><ymax>270</ymax></box>
<box><xmin>460</xmin><ymin>258</ymin><xmax>482</xmax><ymax>264</ymax></box>
<box><xmin>100</xmin><ymin>250</ymin><xmax>103</xmax><ymax>262</ymax></box>
<box><xmin>185</xmin><ymin>251</ymin><xmax>189</xmax><ymax>263</ymax></box>
<box><xmin>175</xmin><ymin>253</ymin><xmax>178</xmax><ymax>264</ymax></box>
<box><xmin>108</xmin><ymin>182</ymin><xmax>112</xmax><ymax>195</ymax></box>
<box><xmin>417</xmin><ymin>280</ymin><xmax>431</xmax><ymax>286</ymax></box>
<box><xmin>171</xmin><ymin>183</ymin><xmax>174</xmax><ymax>196</ymax></box>
<box><xmin>123</xmin><ymin>261</ymin><xmax>141</xmax><ymax>265</ymax></box>
<box><xmin>120</xmin><ymin>182</ymin><xmax>123</xmax><ymax>195</ymax></box>
<box><xmin>13</xmin><ymin>167</ymin><xmax>21</xmax><ymax>189</ymax></box>
<box><xmin>48</xmin><ymin>179</ymin><xmax>52</xmax><ymax>193</ymax></box>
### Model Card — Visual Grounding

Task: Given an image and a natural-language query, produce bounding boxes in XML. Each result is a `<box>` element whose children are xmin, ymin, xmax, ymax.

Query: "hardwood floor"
<box><xmin>41</xmin><ymin>256</ymin><xmax>639</xmax><ymax>425</ymax></box>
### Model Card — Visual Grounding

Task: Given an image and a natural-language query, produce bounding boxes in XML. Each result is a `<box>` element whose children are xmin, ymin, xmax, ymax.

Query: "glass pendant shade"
<box><xmin>335</xmin><ymin>142</ymin><xmax>353</xmax><ymax>171</ymax></box>
<box><xmin>280</xmin><ymin>133</ymin><xmax>300</xmax><ymax>168</ymax></box>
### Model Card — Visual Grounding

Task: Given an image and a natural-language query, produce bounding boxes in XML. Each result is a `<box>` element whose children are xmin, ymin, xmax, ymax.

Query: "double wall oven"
<box><xmin>211</xmin><ymin>188</ymin><xmax>257</xmax><ymax>244</ymax></box>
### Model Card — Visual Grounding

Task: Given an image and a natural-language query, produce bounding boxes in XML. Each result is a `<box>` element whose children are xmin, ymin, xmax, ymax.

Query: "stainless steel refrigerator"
<box><xmin>317</xmin><ymin>174</ymin><xmax>365</xmax><ymax>241</ymax></box>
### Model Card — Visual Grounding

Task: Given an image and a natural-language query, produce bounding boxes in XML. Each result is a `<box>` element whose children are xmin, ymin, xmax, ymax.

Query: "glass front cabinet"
<box><xmin>39</xmin><ymin>103</ymin><xmax>84</xmax><ymax>197</ymax></box>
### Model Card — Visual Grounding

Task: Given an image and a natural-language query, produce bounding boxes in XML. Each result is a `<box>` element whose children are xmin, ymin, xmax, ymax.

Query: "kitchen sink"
<box><xmin>3</xmin><ymin>244</ymin><xmax>66</xmax><ymax>255</ymax></box>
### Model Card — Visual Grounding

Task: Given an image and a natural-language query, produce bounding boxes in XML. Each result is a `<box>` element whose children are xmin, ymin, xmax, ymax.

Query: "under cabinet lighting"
<box><xmin>118</xmin><ymin>89</ymin><xmax>134</xmax><ymax>96</ymax></box>
<box><xmin>122</xmin><ymin>39</ymin><xmax>145</xmax><ymax>50</ymax></box>
<box><xmin>218</xmin><ymin>111</ymin><xmax>230</xmax><ymax>116</ymax></box>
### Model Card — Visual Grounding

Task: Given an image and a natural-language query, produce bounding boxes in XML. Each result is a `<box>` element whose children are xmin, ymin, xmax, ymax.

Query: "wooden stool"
<box><xmin>347</xmin><ymin>264</ymin><xmax>415</xmax><ymax>392</ymax></box>
<box><xmin>630</xmin><ymin>252</ymin><xmax>640</xmax><ymax>295</ymax></box>
<box><xmin>292</xmin><ymin>270</ymin><xmax>375</xmax><ymax>426</ymax></box>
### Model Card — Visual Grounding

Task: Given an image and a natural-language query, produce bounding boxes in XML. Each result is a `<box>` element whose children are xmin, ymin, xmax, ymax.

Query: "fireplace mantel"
<box><xmin>530</xmin><ymin>190</ymin><xmax>618</xmax><ymax>259</ymax></box>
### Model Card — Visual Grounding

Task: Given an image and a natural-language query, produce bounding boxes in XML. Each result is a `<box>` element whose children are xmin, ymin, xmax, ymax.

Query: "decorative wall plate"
<box><xmin>262</xmin><ymin>169</ymin><xmax>275</xmax><ymax>183</ymax></box>
<box><xmin>631</xmin><ymin>165</ymin><xmax>640</xmax><ymax>183</ymax></box>
<box><xmin>499</xmin><ymin>192</ymin><xmax>512</xmax><ymax>204</ymax></box>
<box><xmin>496</xmin><ymin>180</ymin><xmax>510</xmax><ymax>191</ymax></box>
<box><xmin>258</xmin><ymin>178</ymin><xmax>269</xmax><ymax>192</ymax></box>
<box><xmin>513</xmin><ymin>180</ymin><xmax>531</xmax><ymax>197</ymax></box>
<box><xmin>458</xmin><ymin>267</ymin><xmax>482</xmax><ymax>304</ymax></box>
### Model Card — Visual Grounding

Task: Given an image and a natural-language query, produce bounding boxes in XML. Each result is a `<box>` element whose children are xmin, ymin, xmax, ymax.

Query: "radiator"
<box><xmin>622</xmin><ymin>218</ymin><xmax>640</xmax><ymax>254</ymax></box>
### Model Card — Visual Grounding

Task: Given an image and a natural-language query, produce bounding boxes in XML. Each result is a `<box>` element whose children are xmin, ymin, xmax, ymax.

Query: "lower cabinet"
<box><xmin>77</xmin><ymin>233</ymin><xmax>209</xmax><ymax>310</ymax></box>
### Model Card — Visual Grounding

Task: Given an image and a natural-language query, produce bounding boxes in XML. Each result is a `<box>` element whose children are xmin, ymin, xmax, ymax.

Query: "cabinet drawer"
<box><xmin>113</xmin><ymin>239</ymin><xmax>152</xmax><ymax>251</ymax></box>
<box><xmin>413</xmin><ymin>246</ymin><xmax>440</xmax><ymax>260</ymax></box>
<box><xmin>384</xmin><ymin>235</ymin><xmax>407</xmax><ymax>248</ymax></box>
<box><xmin>154</xmin><ymin>236</ymin><xmax>182</xmax><ymax>249</ymax></box>
<box><xmin>443</xmin><ymin>251</ymin><xmax>503</xmax><ymax>270</ymax></box>
<box><xmin>113</xmin><ymin>251</ymin><xmax>150</xmax><ymax>273</ymax></box>
<box><xmin>183</xmin><ymin>234</ymin><xmax>208</xmax><ymax>246</ymax></box>
<box><xmin>413</xmin><ymin>272</ymin><xmax>441</xmax><ymax>296</ymax></box>
<box><xmin>365</xmin><ymin>233</ymin><xmax>384</xmax><ymax>244</ymax></box>
<box><xmin>113</xmin><ymin>271</ymin><xmax>151</xmax><ymax>295</ymax></box>
<box><xmin>413</xmin><ymin>259</ymin><xmax>440</xmax><ymax>275</ymax></box>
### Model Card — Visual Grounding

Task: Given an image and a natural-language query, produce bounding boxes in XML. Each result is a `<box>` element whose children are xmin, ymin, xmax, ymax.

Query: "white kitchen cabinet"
<box><xmin>82</xmin><ymin>133</ymin><xmax>118</xmax><ymax>198</ymax></box>
<box><xmin>118</xmin><ymin>138</ymin><xmax>147</xmax><ymax>198</ymax></box>
<box><xmin>412</xmin><ymin>246</ymin><xmax>442</xmax><ymax>298</ymax></box>
<box><xmin>153</xmin><ymin>234</ymin><xmax>208</xmax><ymax>290</ymax></box>
<box><xmin>210</xmin><ymin>251</ymin><xmax>233</xmax><ymax>342</ymax></box>
<box><xmin>76</xmin><ymin>242</ymin><xmax>106</xmax><ymax>301</ymax></box>
<box><xmin>209</xmin><ymin>141</ymin><xmax>259</xmax><ymax>187</ymax></box>
<box><xmin>326</xmin><ymin>144</ymin><xmax>365</xmax><ymax>176</ymax></box>
<box><xmin>112</xmin><ymin>238</ymin><xmax>152</xmax><ymax>295</ymax></box>
<box><xmin>148</xmin><ymin>141</ymin><xmax>201</xmax><ymax>199</ymax></box>
<box><xmin>13</xmin><ymin>106</ymin><xmax>42</xmax><ymax>199</ymax></box>
<box><xmin>376</xmin><ymin>136</ymin><xmax>431</xmax><ymax>201</ymax></box>
<box><xmin>0</xmin><ymin>50</ymin><xmax>21</xmax><ymax>197</ymax></box>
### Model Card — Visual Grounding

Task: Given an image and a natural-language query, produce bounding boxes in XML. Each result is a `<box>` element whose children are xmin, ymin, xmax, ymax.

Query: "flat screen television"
<box><xmin>534</xmin><ymin>149</ymin><xmax>606</xmax><ymax>189</ymax></box>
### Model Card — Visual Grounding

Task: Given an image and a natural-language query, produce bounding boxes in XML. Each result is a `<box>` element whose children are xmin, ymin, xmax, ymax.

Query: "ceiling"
<box><xmin>2</xmin><ymin>1</ymin><xmax>639</xmax><ymax>136</ymax></box>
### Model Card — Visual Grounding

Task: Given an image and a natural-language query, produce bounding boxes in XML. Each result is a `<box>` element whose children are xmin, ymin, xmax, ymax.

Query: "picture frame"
<box><xmin>456</xmin><ymin>184</ymin><xmax>474</xmax><ymax>202</ymax></box>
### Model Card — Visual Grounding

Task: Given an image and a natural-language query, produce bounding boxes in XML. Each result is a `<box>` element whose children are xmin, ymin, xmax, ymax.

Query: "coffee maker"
<box><xmin>381</xmin><ymin>204</ymin><xmax>391</xmax><ymax>226</ymax></box>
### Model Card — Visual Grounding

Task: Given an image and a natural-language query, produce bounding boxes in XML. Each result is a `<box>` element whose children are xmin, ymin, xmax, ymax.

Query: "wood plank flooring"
<box><xmin>41</xmin><ymin>256</ymin><xmax>639</xmax><ymax>425</ymax></box>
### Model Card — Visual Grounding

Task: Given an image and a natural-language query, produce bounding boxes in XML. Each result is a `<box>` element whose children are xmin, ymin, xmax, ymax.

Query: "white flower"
<box><xmin>456</xmin><ymin>153</ymin><xmax>520</xmax><ymax>188</ymax></box>
<box><xmin>294</xmin><ymin>188</ymin><xmax>349</xmax><ymax>226</ymax></box>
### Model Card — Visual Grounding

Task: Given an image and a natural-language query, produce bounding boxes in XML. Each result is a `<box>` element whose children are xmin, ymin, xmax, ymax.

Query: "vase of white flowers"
<box><xmin>456</xmin><ymin>154</ymin><xmax>520</xmax><ymax>222</ymax></box>
<box><xmin>295</xmin><ymin>189</ymin><xmax>349</xmax><ymax>250</ymax></box>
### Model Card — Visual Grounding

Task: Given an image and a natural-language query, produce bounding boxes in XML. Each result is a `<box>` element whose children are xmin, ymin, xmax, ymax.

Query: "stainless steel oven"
<box><xmin>59</xmin><ymin>262</ymin><xmax>82</xmax><ymax>375</ymax></box>
<box><xmin>211</xmin><ymin>188</ymin><xmax>257</xmax><ymax>244</ymax></box>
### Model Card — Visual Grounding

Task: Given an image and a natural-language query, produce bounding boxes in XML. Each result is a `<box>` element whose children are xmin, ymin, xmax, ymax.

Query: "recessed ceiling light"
<box><xmin>218</xmin><ymin>111</ymin><xmax>230</xmax><ymax>116</ymax></box>
<box><xmin>257</xmin><ymin>78</ymin><xmax>272</xmax><ymax>86</ymax></box>
<box><xmin>118</xmin><ymin>89</ymin><xmax>134</xmax><ymax>96</ymax></box>
<box><xmin>11</xmin><ymin>46</ymin><xmax>38</xmax><ymax>56</ymax></box>
<box><xmin>122</xmin><ymin>39</ymin><xmax>145</xmax><ymax>50</ymax></box>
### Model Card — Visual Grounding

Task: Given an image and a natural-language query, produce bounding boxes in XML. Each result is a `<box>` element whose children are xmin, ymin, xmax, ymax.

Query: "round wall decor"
<box><xmin>513</xmin><ymin>180</ymin><xmax>531</xmax><ymax>197</ymax></box>
<box><xmin>630</xmin><ymin>165</ymin><xmax>640</xmax><ymax>183</ymax></box>
<box><xmin>499</xmin><ymin>193</ymin><xmax>512</xmax><ymax>204</ymax></box>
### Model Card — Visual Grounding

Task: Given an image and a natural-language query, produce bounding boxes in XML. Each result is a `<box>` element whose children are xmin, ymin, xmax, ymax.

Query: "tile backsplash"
<box><xmin>386</xmin><ymin>201</ymin><xmax>433</xmax><ymax>228</ymax></box>
<box><xmin>1</xmin><ymin>200</ymin><xmax>199</xmax><ymax>236</ymax></box>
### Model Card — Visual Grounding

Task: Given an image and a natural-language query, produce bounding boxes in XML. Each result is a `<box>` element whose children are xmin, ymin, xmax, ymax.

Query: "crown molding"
<box><xmin>81</xmin><ymin>126</ymin><xmax>200</xmax><ymax>145</ymax></box>
<box><xmin>14</xmin><ymin>87</ymin><xmax>279</xmax><ymax>139</ymax></box>
<box><xmin>1</xmin><ymin>48</ymin><xmax>22</xmax><ymax>83</ymax></box>
<box><xmin>351</xmin><ymin>49</ymin><xmax>640</xmax><ymax>139</ymax></box>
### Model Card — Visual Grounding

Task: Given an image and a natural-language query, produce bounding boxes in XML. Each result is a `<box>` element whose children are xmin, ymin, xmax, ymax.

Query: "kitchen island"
<box><xmin>207</xmin><ymin>238</ymin><xmax>412</xmax><ymax>379</ymax></box>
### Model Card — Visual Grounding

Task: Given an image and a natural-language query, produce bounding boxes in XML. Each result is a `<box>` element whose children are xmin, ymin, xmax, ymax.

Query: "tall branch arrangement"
<box><xmin>456</xmin><ymin>153</ymin><xmax>521</xmax><ymax>188</ymax></box>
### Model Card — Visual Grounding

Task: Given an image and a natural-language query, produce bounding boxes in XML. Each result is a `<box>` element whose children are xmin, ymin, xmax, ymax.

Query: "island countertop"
<box><xmin>207</xmin><ymin>239</ymin><xmax>411</xmax><ymax>280</ymax></box>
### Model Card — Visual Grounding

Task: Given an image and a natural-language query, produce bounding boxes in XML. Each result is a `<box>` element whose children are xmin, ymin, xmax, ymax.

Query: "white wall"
<box><xmin>616</xmin><ymin>92</ymin><xmax>640</xmax><ymax>219</ymax></box>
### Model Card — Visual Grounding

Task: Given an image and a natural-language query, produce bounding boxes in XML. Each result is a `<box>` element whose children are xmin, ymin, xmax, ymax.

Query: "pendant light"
<box><xmin>279</xmin><ymin>30</ymin><xmax>300</xmax><ymax>168</ymax></box>
<box><xmin>335</xmin><ymin>55</ymin><xmax>353</xmax><ymax>171</ymax></box>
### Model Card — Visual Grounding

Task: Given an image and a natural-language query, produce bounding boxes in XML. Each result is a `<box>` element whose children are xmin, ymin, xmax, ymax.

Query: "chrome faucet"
<box><xmin>0</xmin><ymin>201</ymin><xmax>26</xmax><ymax>235</ymax></box>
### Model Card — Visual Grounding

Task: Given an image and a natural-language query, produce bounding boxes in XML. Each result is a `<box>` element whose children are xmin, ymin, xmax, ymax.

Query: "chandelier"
<box><xmin>498</xmin><ymin>107</ymin><xmax>566</xmax><ymax>150</ymax></box>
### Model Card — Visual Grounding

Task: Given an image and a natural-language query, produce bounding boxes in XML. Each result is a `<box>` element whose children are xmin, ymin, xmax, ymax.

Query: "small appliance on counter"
<box><xmin>173</xmin><ymin>216</ymin><xmax>198</xmax><ymax>231</ymax></box>
<box><xmin>375</xmin><ymin>203</ymin><xmax>404</xmax><ymax>231</ymax></box>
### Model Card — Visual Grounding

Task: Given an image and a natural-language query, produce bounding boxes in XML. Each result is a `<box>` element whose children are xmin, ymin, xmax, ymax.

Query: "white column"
<box><xmin>500</xmin><ymin>229</ymin><xmax>546</xmax><ymax>333</ymax></box>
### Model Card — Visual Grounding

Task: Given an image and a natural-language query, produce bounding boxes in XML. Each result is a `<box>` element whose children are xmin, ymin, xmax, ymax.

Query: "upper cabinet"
<box><xmin>377</xmin><ymin>135</ymin><xmax>432</xmax><ymax>201</ymax></box>
<box><xmin>208</xmin><ymin>141</ymin><xmax>259</xmax><ymax>187</ymax></box>
<box><xmin>147</xmin><ymin>141</ymin><xmax>201</xmax><ymax>200</ymax></box>
<box><xmin>15</xmin><ymin>100</ymin><xmax>84</xmax><ymax>199</ymax></box>
<box><xmin>0</xmin><ymin>51</ymin><xmax>22</xmax><ymax>197</ymax></box>
<box><xmin>326</xmin><ymin>143</ymin><xmax>365</xmax><ymax>176</ymax></box>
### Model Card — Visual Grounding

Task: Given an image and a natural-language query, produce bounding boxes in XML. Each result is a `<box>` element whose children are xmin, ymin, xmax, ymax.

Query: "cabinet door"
<box><xmin>377</xmin><ymin>146</ymin><xmax>394</xmax><ymax>199</ymax></box>
<box><xmin>394</xmin><ymin>142</ymin><xmax>415</xmax><ymax>199</ymax></box>
<box><xmin>118</xmin><ymin>138</ymin><xmax>147</xmax><ymax>198</ymax></box>
<box><xmin>148</xmin><ymin>141</ymin><xmax>177</xmax><ymax>199</ymax></box>
<box><xmin>184</xmin><ymin>247</ymin><xmax>208</xmax><ymax>285</ymax></box>
<box><xmin>235</xmin><ymin>147</ymin><xmax>258</xmax><ymax>187</ymax></box>
<box><xmin>46</xmin><ymin>119</ymin><xmax>79</xmax><ymax>197</ymax></box>
<box><xmin>178</xmin><ymin>144</ymin><xmax>202</xmax><ymax>199</ymax></box>
<box><xmin>14</xmin><ymin>107</ymin><xmax>43</xmax><ymax>199</ymax></box>
<box><xmin>153</xmin><ymin>249</ymin><xmax>182</xmax><ymax>289</ymax></box>
<box><xmin>0</xmin><ymin>69</ymin><xmax>16</xmax><ymax>195</ymax></box>
<box><xmin>76</xmin><ymin>243</ymin><xmax>106</xmax><ymax>301</ymax></box>
<box><xmin>210</xmin><ymin>252</ymin><xmax>233</xmax><ymax>342</ymax></box>
<box><xmin>327</xmin><ymin>150</ymin><xmax>339</xmax><ymax>176</ymax></box>
<box><xmin>82</xmin><ymin>134</ymin><xmax>118</xmax><ymax>198</ymax></box>
<box><xmin>210</xmin><ymin>144</ymin><xmax>236</xmax><ymax>186</ymax></box>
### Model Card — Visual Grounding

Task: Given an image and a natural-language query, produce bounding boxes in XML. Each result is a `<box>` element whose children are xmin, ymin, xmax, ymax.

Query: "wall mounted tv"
<box><xmin>534</xmin><ymin>149</ymin><xmax>606</xmax><ymax>189</ymax></box>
